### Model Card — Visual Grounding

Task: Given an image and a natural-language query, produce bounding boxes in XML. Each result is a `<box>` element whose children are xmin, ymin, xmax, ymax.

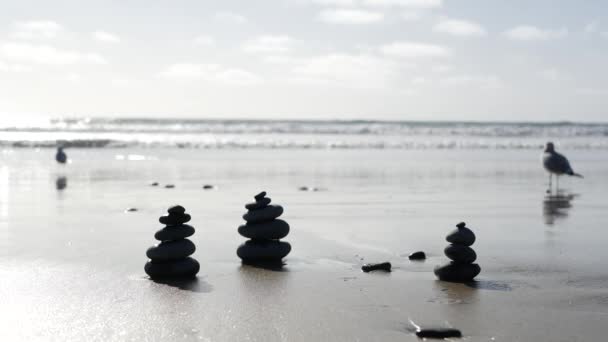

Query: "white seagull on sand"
<box><xmin>542</xmin><ymin>142</ymin><xmax>582</xmax><ymax>193</ymax></box>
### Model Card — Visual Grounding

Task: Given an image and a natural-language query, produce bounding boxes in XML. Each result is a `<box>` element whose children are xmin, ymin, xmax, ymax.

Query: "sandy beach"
<box><xmin>1</xmin><ymin>148</ymin><xmax>607</xmax><ymax>341</ymax></box>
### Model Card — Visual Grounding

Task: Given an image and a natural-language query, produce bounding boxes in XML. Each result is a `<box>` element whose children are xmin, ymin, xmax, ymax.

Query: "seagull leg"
<box><xmin>556</xmin><ymin>176</ymin><xmax>560</xmax><ymax>194</ymax></box>
<box><xmin>547</xmin><ymin>174</ymin><xmax>552</xmax><ymax>194</ymax></box>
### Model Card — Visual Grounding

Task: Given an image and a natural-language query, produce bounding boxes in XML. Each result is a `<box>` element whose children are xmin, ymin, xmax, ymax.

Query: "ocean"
<box><xmin>1</xmin><ymin>117</ymin><xmax>607</xmax><ymax>149</ymax></box>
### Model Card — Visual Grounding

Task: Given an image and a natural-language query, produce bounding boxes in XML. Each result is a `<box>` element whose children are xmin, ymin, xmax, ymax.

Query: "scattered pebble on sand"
<box><xmin>125</xmin><ymin>208</ymin><xmax>138</xmax><ymax>212</ymax></box>
<box><xmin>408</xmin><ymin>251</ymin><xmax>426</xmax><ymax>260</ymax></box>
<box><xmin>361</xmin><ymin>262</ymin><xmax>391</xmax><ymax>272</ymax></box>
<box><xmin>164</xmin><ymin>184</ymin><xmax>175</xmax><ymax>189</ymax></box>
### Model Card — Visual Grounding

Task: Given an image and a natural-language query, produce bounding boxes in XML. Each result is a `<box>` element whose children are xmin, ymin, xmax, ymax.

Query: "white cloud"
<box><xmin>440</xmin><ymin>74</ymin><xmax>501</xmax><ymax>88</ymax></box>
<box><xmin>311</xmin><ymin>0</ymin><xmax>356</xmax><ymax>5</ymax></box>
<box><xmin>362</xmin><ymin>0</ymin><xmax>442</xmax><ymax>9</ymax></box>
<box><xmin>401</xmin><ymin>11</ymin><xmax>423</xmax><ymax>21</ymax></box>
<box><xmin>291</xmin><ymin>53</ymin><xmax>398</xmax><ymax>87</ymax></box>
<box><xmin>11</xmin><ymin>20</ymin><xmax>64</xmax><ymax>40</ymax></box>
<box><xmin>66</xmin><ymin>72</ymin><xmax>81</xmax><ymax>82</ymax></box>
<box><xmin>194</xmin><ymin>35</ymin><xmax>215</xmax><ymax>46</ymax></box>
<box><xmin>431</xmin><ymin>64</ymin><xmax>451</xmax><ymax>73</ymax></box>
<box><xmin>0</xmin><ymin>59</ymin><xmax>33</xmax><ymax>73</ymax></box>
<box><xmin>539</xmin><ymin>68</ymin><xmax>563</xmax><ymax>81</ymax></box>
<box><xmin>434</xmin><ymin>18</ymin><xmax>486</xmax><ymax>37</ymax></box>
<box><xmin>214</xmin><ymin>12</ymin><xmax>247</xmax><ymax>24</ymax></box>
<box><xmin>318</xmin><ymin>9</ymin><xmax>384</xmax><ymax>24</ymax></box>
<box><xmin>243</xmin><ymin>35</ymin><xmax>292</xmax><ymax>54</ymax></box>
<box><xmin>0</xmin><ymin>42</ymin><xmax>107</xmax><ymax>65</ymax></box>
<box><xmin>159</xmin><ymin>63</ymin><xmax>261</xmax><ymax>85</ymax></box>
<box><xmin>504</xmin><ymin>26</ymin><xmax>568</xmax><ymax>41</ymax></box>
<box><xmin>584</xmin><ymin>21</ymin><xmax>599</xmax><ymax>34</ymax></box>
<box><xmin>381</xmin><ymin>41</ymin><xmax>450</xmax><ymax>58</ymax></box>
<box><xmin>93</xmin><ymin>30</ymin><xmax>120</xmax><ymax>43</ymax></box>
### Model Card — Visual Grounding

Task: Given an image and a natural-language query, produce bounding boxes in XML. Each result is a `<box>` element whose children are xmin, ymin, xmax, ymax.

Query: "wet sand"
<box><xmin>1</xmin><ymin>149</ymin><xmax>607</xmax><ymax>341</ymax></box>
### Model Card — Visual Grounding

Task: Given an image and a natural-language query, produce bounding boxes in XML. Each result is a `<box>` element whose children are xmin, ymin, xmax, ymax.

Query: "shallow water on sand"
<box><xmin>1</xmin><ymin>148</ymin><xmax>607</xmax><ymax>341</ymax></box>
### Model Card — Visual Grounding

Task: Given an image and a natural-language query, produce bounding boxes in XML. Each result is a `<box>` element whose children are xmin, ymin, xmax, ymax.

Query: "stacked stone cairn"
<box><xmin>145</xmin><ymin>205</ymin><xmax>200</xmax><ymax>279</ymax></box>
<box><xmin>434</xmin><ymin>222</ymin><xmax>480</xmax><ymax>282</ymax></box>
<box><xmin>237</xmin><ymin>191</ymin><xmax>291</xmax><ymax>263</ymax></box>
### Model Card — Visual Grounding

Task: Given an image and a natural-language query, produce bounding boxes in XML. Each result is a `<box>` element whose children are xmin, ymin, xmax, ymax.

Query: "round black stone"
<box><xmin>145</xmin><ymin>257</ymin><xmax>200</xmax><ymax>279</ymax></box>
<box><xmin>159</xmin><ymin>213</ymin><xmax>191</xmax><ymax>226</ymax></box>
<box><xmin>236</xmin><ymin>240</ymin><xmax>291</xmax><ymax>261</ymax></box>
<box><xmin>444</xmin><ymin>245</ymin><xmax>477</xmax><ymax>263</ymax></box>
<box><xmin>242</xmin><ymin>205</ymin><xmax>283</xmax><ymax>224</ymax></box>
<box><xmin>164</xmin><ymin>184</ymin><xmax>175</xmax><ymax>189</ymax></box>
<box><xmin>245</xmin><ymin>197</ymin><xmax>271</xmax><ymax>210</ymax></box>
<box><xmin>154</xmin><ymin>224</ymin><xmax>195</xmax><ymax>241</ymax></box>
<box><xmin>238</xmin><ymin>219</ymin><xmax>290</xmax><ymax>240</ymax></box>
<box><xmin>446</xmin><ymin>226</ymin><xmax>476</xmax><ymax>247</ymax></box>
<box><xmin>146</xmin><ymin>239</ymin><xmax>196</xmax><ymax>261</ymax></box>
<box><xmin>167</xmin><ymin>205</ymin><xmax>185</xmax><ymax>215</ymax></box>
<box><xmin>434</xmin><ymin>262</ymin><xmax>481</xmax><ymax>282</ymax></box>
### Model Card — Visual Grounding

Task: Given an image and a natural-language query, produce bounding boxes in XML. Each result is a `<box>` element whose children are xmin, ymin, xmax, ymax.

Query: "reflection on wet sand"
<box><xmin>543</xmin><ymin>193</ymin><xmax>577</xmax><ymax>226</ymax></box>
<box><xmin>55</xmin><ymin>176</ymin><xmax>67</xmax><ymax>191</ymax></box>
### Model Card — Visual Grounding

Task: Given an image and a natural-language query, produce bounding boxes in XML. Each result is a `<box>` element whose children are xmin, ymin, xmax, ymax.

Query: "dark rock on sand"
<box><xmin>446</xmin><ymin>224</ymin><xmax>476</xmax><ymax>247</ymax></box>
<box><xmin>154</xmin><ymin>224</ymin><xmax>195</xmax><ymax>241</ymax></box>
<box><xmin>245</xmin><ymin>197</ymin><xmax>271</xmax><ymax>210</ymax></box>
<box><xmin>145</xmin><ymin>257</ymin><xmax>200</xmax><ymax>278</ymax></box>
<box><xmin>125</xmin><ymin>208</ymin><xmax>138</xmax><ymax>212</ymax></box>
<box><xmin>444</xmin><ymin>245</ymin><xmax>477</xmax><ymax>263</ymax></box>
<box><xmin>238</xmin><ymin>219</ymin><xmax>290</xmax><ymax>240</ymax></box>
<box><xmin>164</xmin><ymin>184</ymin><xmax>175</xmax><ymax>189</ymax></box>
<box><xmin>202</xmin><ymin>184</ymin><xmax>215</xmax><ymax>190</ymax></box>
<box><xmin>415</xmin><ymin>327</ymin><xmax>462</xmax><ymax>339</ymax></box>
<box><xmin>150</xmin><ymin>182</ymin><xmax>159</xmax><ymax>186</ymax></box>
<box><xmin>167</xmin><ymin>205</ymin><xmax>186</xmax><ymax>215</ymax></box>
<box><xmin>254</xmin><ymin>191</ymin><xmax>267</xmax><ymax>201</ymax></box>
<box><xmin>408</xmin><ymin>251</ymin><xmax>426</xmax><ymax>260</ymax></box>
<box><xmin>434</xmin><ymin>262</ymin><xmax>481</xmax><ymax>282</ymax></box>
<box><xmin>242</xmin><ymin>205</ymin><xmax>283</xmax><ymax>224</ymax></box>
<box><xmin>159</xmin><ymin>213</ymin><xmax>191</xmax><ymax>225</ymax></box>
<box><xmin>146</xmin><ymin>239</ymin><xmax>196</xmax><ymax>261</ymax></box>
<box><xmin>361</xmin><ymin>262</ymin><xmax>392</xmax><ymax>272</ymax></box>
<box><xmin>299</xmin><ymin>186</ymin><xmax>309</xmax><ymax>191</ymax></box>
<box><xmin>237</xmin><ymin>240</ymin><xmax>291</xmax><ymax>261</ymax></box>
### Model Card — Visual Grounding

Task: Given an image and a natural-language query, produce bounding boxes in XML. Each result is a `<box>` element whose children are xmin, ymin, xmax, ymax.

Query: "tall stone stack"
<box><xmin>434</xmin><ymin>222</ymin><xmax>480</xmax><ymax>282</ymax></box>
<box><xmin>145</xmin><ymin>205</ymin><xmax>200</xmax><ymax>279</ymax></box>
<box><xmin>237</xmin><ymin>191</ymin><xmax>291</xmax><ymax>263</ymax></box>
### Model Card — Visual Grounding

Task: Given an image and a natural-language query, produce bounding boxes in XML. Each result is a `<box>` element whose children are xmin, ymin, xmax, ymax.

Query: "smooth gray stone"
<box><xmin>167</xmin><ymin>205</ymin><xmax>185</xmax><ymax>215</ymax></box>
<box><xmin>444</xmin><ymin>245</ymin><xmax>477</xmax><ymax>263</ymax></box>
<box><xmin>159</xmin><ymin>213</ymin><xmax>191</xmax><ymax>225</ymax></box>
<box><xmin>146</xmin><ymin>239</ymin><xmax>196</xmax><ymax>261</ymax></box>
<box><xmin>361</xmin><ymin>262</ymin><xmax>391</xmax><ymax>272</ymax></box>
<box><xmin>245</xmin><ymin>197</ymin><xmax>271</xmax><ymax>210</ymax></box>
<box><xmin>434</xmin><ymin>262</ymin><xmax>481</xmax><ymax>282</ymax></box>
<box><xmin>154</xmin><ymin>224</ymin><xmax>195</xmax><ymax>241</ymax></box>
<box><xmin>446</xmin><ymin>226</ymin><xmax>476</xmax><ymax>247</ymax></box>
<box><xmin>254</xmin><ymin>191</ymin><xmax>267</xmax><ymax>201</ymax></box>
<box><xmin>238</xmin><ymin>219</ymin><xmax>289</xmax><ymax>240</ymax></box>
<box><xmin>145</xmin><ymin>257</ymin><xmax>200</xmax><ymax>278</ymax></box>
<box><xmin>237</xmin><ymin>240</ymin><xmax>291</xmax><ymax>261</ymax></box>
<box><xmin>242</xmin><ymin>205</ymin><xmax>283</xmax><ymax>223</ymax></box>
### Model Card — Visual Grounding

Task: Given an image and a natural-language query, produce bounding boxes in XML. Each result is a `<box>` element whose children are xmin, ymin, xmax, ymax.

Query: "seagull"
<box><xmin>542</xmin><ymin>142</ymin><xmax>582</xmax><ymax>193</ymax></box>
<box><xmin>55</xmin><ymin>147</ymin><xmax>67</xmax><ymax>164</ymax></box>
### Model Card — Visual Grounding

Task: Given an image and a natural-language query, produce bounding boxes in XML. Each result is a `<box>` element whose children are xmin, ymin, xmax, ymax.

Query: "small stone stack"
<box><xmin>145</xmin><ymin>205</ymin><xmax>200</xmax><ymax>279</ymax></box>
<box><xmin>237</xmin><ymin>191</ymin><xmax>291</xmax><ymax>263</ymax></box>
<box><xmin>434</xmin><ymin>222</ymin><xmax>480</xmax><ymax>282</ymax></box>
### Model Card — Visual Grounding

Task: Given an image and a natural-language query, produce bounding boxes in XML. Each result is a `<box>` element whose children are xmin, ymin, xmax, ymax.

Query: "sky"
<box><xmin>0</xmin><ymin>0</ymin><xmax>607</xmax><ymax>121</ymax></box>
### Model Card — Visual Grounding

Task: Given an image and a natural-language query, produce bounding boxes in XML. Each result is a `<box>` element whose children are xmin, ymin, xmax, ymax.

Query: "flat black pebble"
<box><xmin>150</xmin><ymin>182</ymin><xmax>159</xmax><ymax>186</ymax></box>
<box><xmin>167</xmin><ymin>205</ymin><xmax>185</xmax><ymax>215</ymax></box>
<box><xmin>408</xmin><ymin>251</ymin><xmax>426</xmax><ymax>260</ymax></box>
<box><xmin>361</xmin><ymin>262</ymin><xmax>391</xmax><ymax>272</ymax></box>
<box><xmin>125</xmin><ymin>208</ymin><xmax>138</xmax><ymax>212</ymax></box>
<box><xmin>254</xmin><ymin>191</ymin><xmax>267</xmax><ymax>200</ymax></box>
<box><xmin>164</xmin><ymin>184</ymin><xmax>175</xmax><ymax>189</ymax></box>
<box><xmin>416</xmin><ymin>328</ymin><xmax>462</xmax><ymax>339</ymax></box>
<box><xmin>202</xmin><ymin>184</ymin><xmax>215</xmax><ymax>189</ymax></box>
